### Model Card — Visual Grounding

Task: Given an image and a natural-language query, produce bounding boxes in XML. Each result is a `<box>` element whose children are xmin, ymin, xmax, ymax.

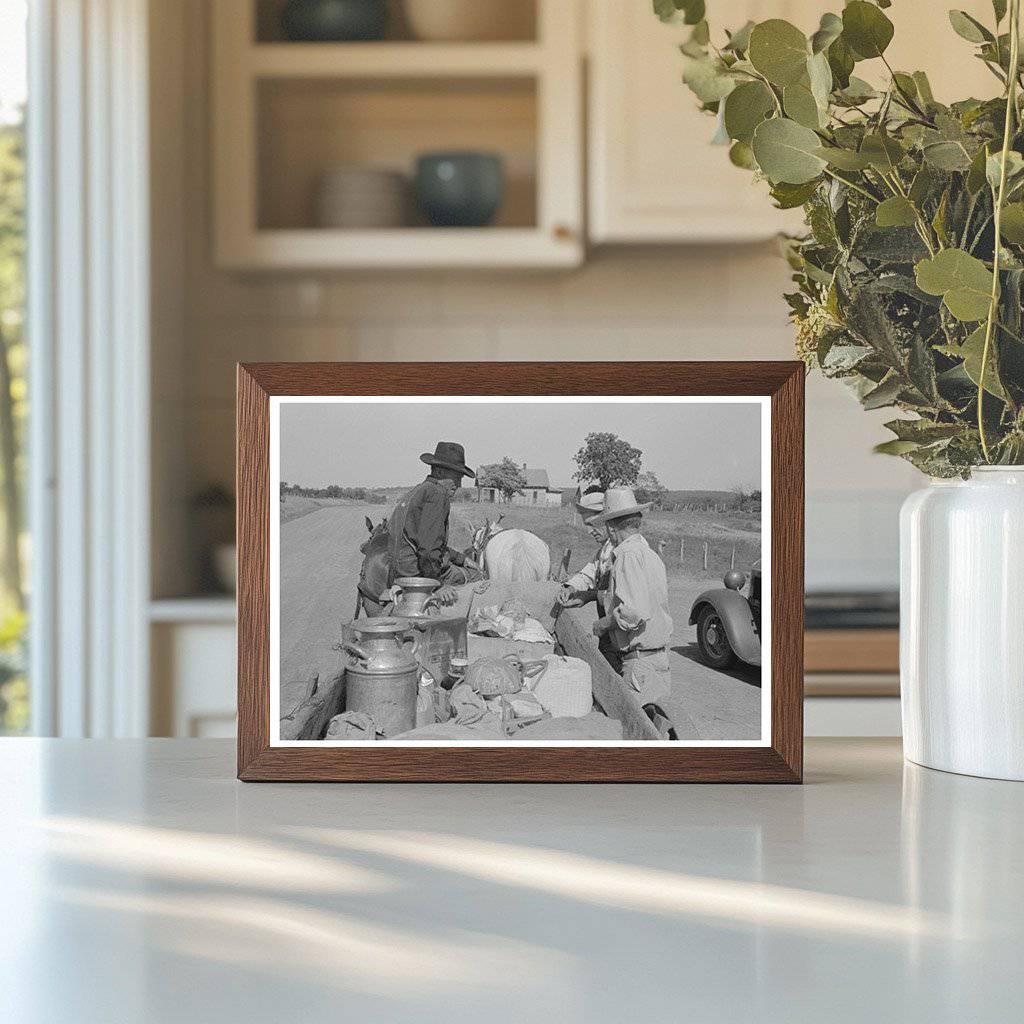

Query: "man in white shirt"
<box><xmin>590</xmin><ymin>487</ymin><xmax>674</xmax><ymax>710</ymax></box>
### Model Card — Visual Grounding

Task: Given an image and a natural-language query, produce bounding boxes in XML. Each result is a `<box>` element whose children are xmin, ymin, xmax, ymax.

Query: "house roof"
<box><xmin>523</xmin><ymin>467</ymin><xmax>550</xmax><ymax>490</ymax></box>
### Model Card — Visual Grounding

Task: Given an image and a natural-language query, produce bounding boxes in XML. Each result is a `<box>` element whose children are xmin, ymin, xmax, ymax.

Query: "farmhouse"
<box><xmin>478</xmin><ymin>466</ymin><xmax>563</xmax><ymax>507</ymax></box>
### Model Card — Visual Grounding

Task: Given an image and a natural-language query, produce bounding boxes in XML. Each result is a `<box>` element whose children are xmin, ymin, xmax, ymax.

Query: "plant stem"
<box><xmin>821</xmin><ymin>167</ymin><xmax>879</xmax><ymax>203</ymax></box>
<box><xmin>979</xmin><ymin>0</ymin><xmax>1021</xmax><ymax>462</ymax></box>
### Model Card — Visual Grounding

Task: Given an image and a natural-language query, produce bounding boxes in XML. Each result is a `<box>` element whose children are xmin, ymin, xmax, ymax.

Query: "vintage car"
<box><xmin>689</xmin><ymin>563</ymin><xmax>761</xmax><ymax>670</ymax></box>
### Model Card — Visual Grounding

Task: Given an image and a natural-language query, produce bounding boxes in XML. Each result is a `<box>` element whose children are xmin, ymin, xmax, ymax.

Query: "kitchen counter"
<box><xmin>2</xmin><ymin>738</ymin><xmax>1021</xmax><ymax>1023</ymax></box>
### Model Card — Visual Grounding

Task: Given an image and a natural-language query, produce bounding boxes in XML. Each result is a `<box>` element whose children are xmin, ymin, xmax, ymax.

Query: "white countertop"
<box><xmin>1</xmin><ymin>738</ymin><xmax>1021</xmax><ymax>1023</ymax></box>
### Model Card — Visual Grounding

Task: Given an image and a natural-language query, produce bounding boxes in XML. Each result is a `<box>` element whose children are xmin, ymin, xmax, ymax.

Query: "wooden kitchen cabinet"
<box><xmin>212</xmin><ymin>0</ymin><xmax>584</xmax><ymax>269</ymax></box>
<box><xmin>587</xmin><ymin>0</ymin><xmax>999</xmax><ymax>244</ymax></box>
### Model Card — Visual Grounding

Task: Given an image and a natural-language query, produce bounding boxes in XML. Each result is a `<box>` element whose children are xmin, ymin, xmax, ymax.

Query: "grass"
<box><xmin>451</xmin><ymin>503</ymin><xmax>761</xmax><ymax>581</ymax></box>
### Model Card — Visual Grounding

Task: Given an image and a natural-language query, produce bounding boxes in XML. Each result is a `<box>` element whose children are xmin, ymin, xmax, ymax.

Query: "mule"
<box><xmin>355</xmin><ymin>515</ymin><xmax>390</xmax><ymax>619</ymax></box>
<box><xmin>471</xmin><ymin>513</ymin><xmax>551</xmax><ymax>582</ymax></box>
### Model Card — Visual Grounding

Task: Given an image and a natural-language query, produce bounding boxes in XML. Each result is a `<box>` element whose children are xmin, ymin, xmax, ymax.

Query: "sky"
<box><xmin>279</xmin><ymin>399</ymin><xmax>763</xmax><ymax>491</ymax></box>
<box><xmin>0</xmin><ymin>2</ymin><xmax>26</xmax><ymax>124</ymax></box>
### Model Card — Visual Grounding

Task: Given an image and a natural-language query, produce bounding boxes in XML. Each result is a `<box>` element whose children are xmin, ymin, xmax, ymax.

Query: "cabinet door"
<box><xmin>588</xmin><ymin>1</ymin><xmax>1003</xmax><ymax>245</ymax></box>
<box><xmin>589</xmin><ymin>1</ymin><xmax>814</xmax><ymax>243</ymax></box>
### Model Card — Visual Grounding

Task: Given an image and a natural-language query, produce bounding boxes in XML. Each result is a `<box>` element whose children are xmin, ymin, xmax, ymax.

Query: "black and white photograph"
<box><xmin>271</xmin><ymin>397</ymin><xmax>770</xmax><ymax>745</ymax></box>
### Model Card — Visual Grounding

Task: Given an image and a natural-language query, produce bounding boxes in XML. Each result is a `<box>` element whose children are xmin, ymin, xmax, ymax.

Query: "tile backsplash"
<box><xmin>172</xmin><ymin>246</ymin><xmax>916</xmax><ymax>594</ymax></box>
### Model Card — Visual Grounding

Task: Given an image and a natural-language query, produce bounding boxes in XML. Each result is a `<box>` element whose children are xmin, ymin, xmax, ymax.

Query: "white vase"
<box><xmin>900</xmin><ymin>467</ymin><xmax>1024</xmax><ymax>780</ymax></box>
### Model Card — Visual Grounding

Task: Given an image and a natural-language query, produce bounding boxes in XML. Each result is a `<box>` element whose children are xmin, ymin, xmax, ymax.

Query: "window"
<box><xmin>0</xmin><ymin>0</ymin><xmax>28</xmax><ymax>734</ymax></box>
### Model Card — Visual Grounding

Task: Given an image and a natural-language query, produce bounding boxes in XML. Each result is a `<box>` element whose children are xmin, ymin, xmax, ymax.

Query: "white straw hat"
<box><xmin>575</xmin><ymin>490</ymin><xmax>605</xmax><ymax>515</ymax></box>
<box><xmin>591</xmin><ymin>486</ymin><xmax>652</xmax><ymax>524</ymax></box>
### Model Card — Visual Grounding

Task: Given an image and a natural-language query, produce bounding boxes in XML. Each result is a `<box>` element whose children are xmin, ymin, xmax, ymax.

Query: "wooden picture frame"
<box><xmin>237</xmin><ymin>362</ymin><xmax>804</xmax><ymax>782</ymax></box>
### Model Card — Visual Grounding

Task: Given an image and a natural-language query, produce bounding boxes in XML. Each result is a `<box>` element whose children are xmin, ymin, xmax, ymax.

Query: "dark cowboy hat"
<box><xmin>420</xmin><ymin>441</ymin><xmax>475</xmax><ymax>478</ymax></box>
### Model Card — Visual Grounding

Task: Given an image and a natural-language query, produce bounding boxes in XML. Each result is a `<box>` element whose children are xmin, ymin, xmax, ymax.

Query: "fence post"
<box><xmin>702</xmin><ymin>541</ymin><xmax>709</xmax><ymax>570</ymax></box>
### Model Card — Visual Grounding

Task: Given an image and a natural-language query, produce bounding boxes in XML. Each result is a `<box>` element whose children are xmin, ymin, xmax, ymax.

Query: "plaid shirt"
<box><xmin>565</xmin><ymin>539</ymin><xmax>615</xmax><ymax>595</ymax></box>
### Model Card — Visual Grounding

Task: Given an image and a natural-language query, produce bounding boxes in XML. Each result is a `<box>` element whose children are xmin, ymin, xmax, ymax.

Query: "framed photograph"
<box><xmin>237</xmin><ymin>362</ymin><xmax>804</xmax><ymax>782</ymax></box>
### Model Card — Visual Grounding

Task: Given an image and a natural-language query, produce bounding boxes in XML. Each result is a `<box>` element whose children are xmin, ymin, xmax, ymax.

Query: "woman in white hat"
<box><xmin>589</xmin><ymin>487</ymin><xmax>674</xmax><ymax>713</ymax></box>
<box><xmin>557</xmin><ymin>486</ymin><xmax>614</xmax><ymax>617</ymax></box>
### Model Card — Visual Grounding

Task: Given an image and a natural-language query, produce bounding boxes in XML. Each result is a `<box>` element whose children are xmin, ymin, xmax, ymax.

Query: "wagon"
<box><xmin>280</xmin><ymin>578</ymin><xmax>670</xmax><ymax>741</ymax></box>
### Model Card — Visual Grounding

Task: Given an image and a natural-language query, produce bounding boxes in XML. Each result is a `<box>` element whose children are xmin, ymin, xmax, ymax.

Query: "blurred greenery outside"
<box><xmin>0</xmin><ymin>108</ymin><xmax>28</xmax><ymax>734</ymax></box>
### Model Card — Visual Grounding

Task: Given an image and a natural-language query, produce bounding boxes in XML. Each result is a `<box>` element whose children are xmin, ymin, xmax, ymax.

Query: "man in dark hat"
<box><xmin>382</xmin><ymin>442</ymin><xmax>478</xmax><ymax>606</ymax></box>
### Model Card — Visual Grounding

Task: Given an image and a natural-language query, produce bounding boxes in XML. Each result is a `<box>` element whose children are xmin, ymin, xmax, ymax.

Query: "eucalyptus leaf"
<box><xmin>860</xmin><ymin>133</ymin><xmax>905</xmax><ymax>172</ymax></box>
<box><xmin>948</xmin><ymin>10</ymin><xmax>993</xmax><ymax>44</ymax></box>
<box><xmin>876</xmin><ymin>196</ymin><xmax>918</xmax><ymax>228</ymax></box>
<box><xmin>967</xmin><ymin>143</ymin><xmax>993</xmax><ymax>193</ymax></box>
<box><xmin>836</xmin><ymin>76</ymin><xmax>878</xmax><ymax>105</ymax></box>
<box><xmin>915</xmin><ymin>249</ymin><xmax>994</xmax><ymax>321</ymax></box>
<box><xmin>724</xmin><ymin>20</ymin><xmax>755</xmax><ymax>53</ymax></box>
<box><xmin>815</xmin><ymin>146</ymin><xmax>872</xmax><ymax>170</ymax></box>
<box><xmin>842</xmin><ymin>1</ymin><xmax>895</xmax><ymax>60</ymax></box>
<box><xmin>912</xmin><ymin>71</ymin><xmax>935</xmax><ymax>105</ymax></box>
<box><xmin>690</xmin><ymin>19</ymin><xmax>710</xmax><ymax>45</ymax></box>
<box><xmin>810</xmin><ymin>12</ymin><xmax>843</xmax><ymax>54</ymax></box>
<box><xmin>770</xmin><ymin>179</ymin><xmax>820</xmax><ymax>209</ymax></box>
<box><xmin>959</xmin><ymin>324</ymin><xmax>1007</xmax><ymax>398</ymax></box>
<box><xmin>723</xmin><ymin>81</ymin><xmax>775</xmax><ymax>143</ymax></box>
<box><xmin>909</xmin><ymin>165</ymin><xmax>937</xmax><ymax>205</ymax></box>
<box><xmin>827</xmin><ymin>36</ymin><xmax>855</xmax><ymax>89</ymax></box>
<box><xmin>999</xmin><ymin>202</ymin><xmax>1024</xmax><ymax>242</ymax></box>
<box><xmin>752</xmin><ymin>117</ymin><xmax>827</xmax><ymax>184</ymax></box>
<box><xmin>874</xmin><ymin>438</ymin><xmax>921</xmax><ymax>455</ymax></box>
<box><xmin>653</xmin><ymin>0</ymin><xmax>705</xmax><ymax>26</ymax></box>
<box><xmin>748</xmin><ymin>19</ymin><xmax>810</xmax><ymax>87</ymax></box>
<box><xmin>783</xmin><ymin>83</ymin><xmax>823</xmax><ymax>129</ymax></box>
<box><xmin>862</xmin><ymin>375</ymin><xmax>902</xmax><ymax>409</ymax></box>
<box><xmin>923</xmin><ymin>141</ymin><xmax>973</xmax><ymax>171</ymax></box>
<box><xmin>986</xmin><ymin>150</ymin><xmax>1024</xmax><ymax>190</ymax></box>
<box><xmin>729</xmin><ymin>140</ymin><xmax>758</xmax><ymax>170</ymax></box>
<box><xmin>681</xmin><ymin>55</ymin><xmax>737</xmax><ymax>103</ymax></box>
<box><xmin>807</xmin><ymin>51</ymin><xmax>833</xmax><ymax>111</ymax></box>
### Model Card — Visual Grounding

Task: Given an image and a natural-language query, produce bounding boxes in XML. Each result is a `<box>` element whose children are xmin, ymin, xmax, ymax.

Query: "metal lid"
<box><xmin>393</xmin><ymin>577</ymin><xmax>440</xmax><ymax>591</ymax></box>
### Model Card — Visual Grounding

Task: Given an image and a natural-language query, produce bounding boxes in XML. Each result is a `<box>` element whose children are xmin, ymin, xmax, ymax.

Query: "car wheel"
<box><xmin>697</xmin><ymin>606</ymin><xmax>737</xmax><ymax>670</ymax></box>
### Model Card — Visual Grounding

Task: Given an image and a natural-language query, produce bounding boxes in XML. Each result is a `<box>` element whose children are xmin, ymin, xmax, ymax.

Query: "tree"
<box><xmin>0</xmin><ymin>114</ymin><xmax>24</xmax><ymax>611</ymax></box>
<box><xmin>477</xmin><ymin>457</ymin><xmax>527</xmax><ymax>503</ymax></box>
<box><xmin>573</xmin><ymin>432</ymin><xmax>642</xmax><ymax>491</ymax></box>
<box><xmin>634</xmin><ymin>470</ymin><xmax>667</xmax><ymax>508</ymax></box>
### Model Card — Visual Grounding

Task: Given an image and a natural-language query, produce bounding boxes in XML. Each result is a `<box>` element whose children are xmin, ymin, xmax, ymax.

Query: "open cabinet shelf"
<box><xmin>248</xmin><ymin>41</ymin><xmax>546</xmax><ymax>77</ymax></box>
<box><xmin>212</xmin><ymin>0</ymin><xmax>582</xmax><ymax>269</ymax></box>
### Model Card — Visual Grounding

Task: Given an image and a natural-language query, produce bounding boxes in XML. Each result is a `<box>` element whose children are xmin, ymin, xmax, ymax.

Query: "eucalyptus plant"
<box><xmin>659</xmin><ymin>0</ymin><xmax>1024</xmax><ymax>475</ymax></box>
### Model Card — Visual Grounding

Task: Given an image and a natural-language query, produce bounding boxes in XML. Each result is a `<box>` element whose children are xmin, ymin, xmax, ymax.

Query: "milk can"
<box><xmin>390</xmin><ymin>576</ymin><xmax>441</xmax><ymax>617</ymax></box>
<box><xmin>342</xmin><ymin>617</ymin><xmax>419</xmax><ymax>737</ymax></box>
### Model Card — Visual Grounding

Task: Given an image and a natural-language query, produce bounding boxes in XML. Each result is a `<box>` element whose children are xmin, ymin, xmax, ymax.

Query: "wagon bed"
<box><xmin>281</xmin><ymin>578</ymin><xmax>661</xmax><ymax>741</ymax></box>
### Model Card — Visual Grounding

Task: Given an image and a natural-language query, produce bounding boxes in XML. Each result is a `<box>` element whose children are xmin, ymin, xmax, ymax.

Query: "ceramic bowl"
<box><xmin>414</xmin><ymin>152</ymin><xmax>505</xmax><ymax>228</ymax></box>
<box><xmin>281</xmin><ymin>0</ymin><xmax>388</xmax><ymax>42</ymax></box>
<box><xmin>404</xmin><ymin>0</ymin><xmax>534</xmax><ymax>42</ymax></box>
<box><xmin>315</xmin><ymin>167</ymin><xmax>409</xmax><ymax>228</ymax></box>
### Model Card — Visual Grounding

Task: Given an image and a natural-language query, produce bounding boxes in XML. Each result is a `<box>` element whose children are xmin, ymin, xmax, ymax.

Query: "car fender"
<box><xmin>689</xmin><ymin>589</ymin><xmax>762</xmax><ymax>667</ymax></box>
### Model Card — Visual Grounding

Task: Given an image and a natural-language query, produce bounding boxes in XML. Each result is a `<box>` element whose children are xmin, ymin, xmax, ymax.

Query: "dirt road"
<box><xmin>278</xmin><ymin>503</ymin><xmax>381</xmax><ymax>717</ymax></box>
<box><xmin>279</xmin><ymin>502</ymin><xmax>761</xmax><ymax>739</ymax></box>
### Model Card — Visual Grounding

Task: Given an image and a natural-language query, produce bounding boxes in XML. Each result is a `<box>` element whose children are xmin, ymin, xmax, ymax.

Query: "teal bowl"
<box><xmin>415</xmin><ymin>152</ymin><xmax>505</xmax><ymax>228</ymax></box>
<box><xmin>281</xmin><ymin>0</ymin><xmax>388</xmax><ymax>42</ymax></box>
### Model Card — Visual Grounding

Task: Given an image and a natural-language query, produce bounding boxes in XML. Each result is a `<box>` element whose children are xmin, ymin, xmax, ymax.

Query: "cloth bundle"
<box><xmin>530</xmin><ymin>655</ymin><xmax>594</xmax><ymax>718</ymax></box>
<box><xmin>468</xmin><ymin>604</ymin><xmax>554</xmax><ymax>644</ymax></box>
<box><xmin>326</xmin><ymin>711</ymin><xmax>378</xmax><ymax>740</ymax></box>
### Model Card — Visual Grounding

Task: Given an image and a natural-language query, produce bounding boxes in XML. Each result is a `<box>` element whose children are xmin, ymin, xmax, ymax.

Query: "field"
<box><xmin>449</xmin><ymin>503</ymin><xmax>761</xmax><ymax>582</ymax></box>
<box><xmin>280</xmin><ymin>494</ymin><xmax>368</xmax><ymax>525</ymax></box>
